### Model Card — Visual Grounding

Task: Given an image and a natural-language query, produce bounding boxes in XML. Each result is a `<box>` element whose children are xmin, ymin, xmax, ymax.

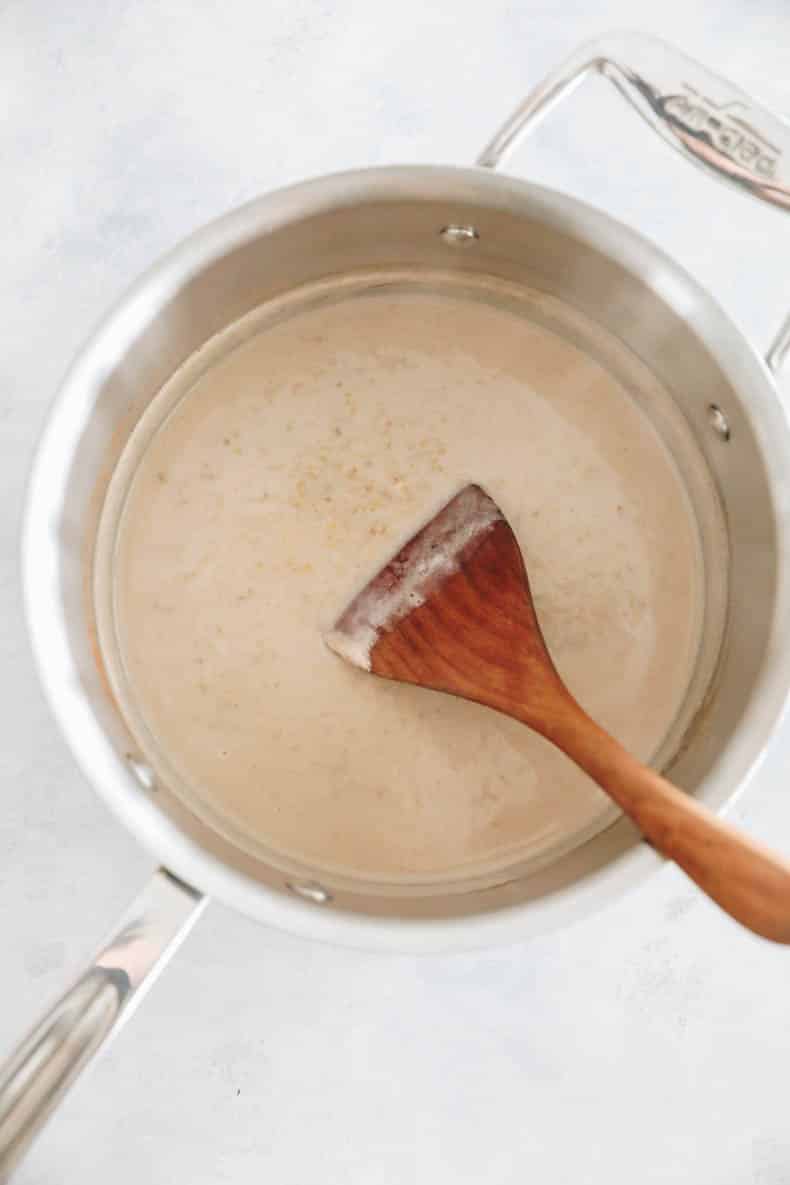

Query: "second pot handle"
<box><xmin>478</xmin><ymin>31</ymin><xmax>790</xmax><ymax>371</ymax></box>
<box><xmin>0</xmin><ymin>869</ymin><xmax>205</xmax><ymax>1182</ymax></box>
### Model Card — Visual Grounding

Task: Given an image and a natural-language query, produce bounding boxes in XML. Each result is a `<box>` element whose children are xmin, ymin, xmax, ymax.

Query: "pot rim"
<box><xmin>21</xmin><ymin>163</ymin><xmax>790</xmax><ymax>952</ymax></box>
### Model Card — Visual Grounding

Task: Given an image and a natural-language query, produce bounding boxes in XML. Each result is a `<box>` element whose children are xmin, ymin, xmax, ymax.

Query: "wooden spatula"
<box><xmin>326</xmin><ymin>483</ymin><xmax>790</xmax><ymax>942</ymax></box>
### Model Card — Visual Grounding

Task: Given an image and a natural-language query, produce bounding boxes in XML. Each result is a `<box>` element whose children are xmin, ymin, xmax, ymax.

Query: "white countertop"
<box><xmin>2</xmin><ymin>2</ymin><xmax>790</xmax><ymax>1181</ymax></box>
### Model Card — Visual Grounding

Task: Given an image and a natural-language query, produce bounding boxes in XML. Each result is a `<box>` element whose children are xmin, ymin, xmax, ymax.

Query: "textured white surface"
<box><xmin>2</xmin><ymin>1</ymin><xmax>790</xmax><ymax>1181</ymax></box>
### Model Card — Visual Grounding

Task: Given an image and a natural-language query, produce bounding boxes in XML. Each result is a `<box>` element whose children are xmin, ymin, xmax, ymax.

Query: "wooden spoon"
<box><xmin>326</xmin><ymin>483</ymin><xmax>790</xmax><ymax>943</ymax></box>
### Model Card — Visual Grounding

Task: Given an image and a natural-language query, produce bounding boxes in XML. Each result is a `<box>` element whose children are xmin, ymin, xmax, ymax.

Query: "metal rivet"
<box><xmin>439</xmin><ymin>224</ymin><xmax>480</xmax><ymax>246</ymax></box>
<box><xmin>286</xmin><ymin>881</ymin><xmax>332</xmax><ymax>904</ymax></box>
<box><xmin>708</xmin><ymin>404</ymin><xmax>731</xmax><ymax>441</ymax></box>
<box><xmin>127</xmin><ymin>756</ymin><xmax>156</xmax><ymax>791</ymax></box>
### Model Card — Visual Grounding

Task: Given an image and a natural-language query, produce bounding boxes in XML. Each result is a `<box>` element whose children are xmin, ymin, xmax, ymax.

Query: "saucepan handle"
<box><xmin>477</xmin><ymin>31</ymin><xmax>790</xmax><ymax>373</ymax></box>
<box><xmin>0</xmin><ymin>869</ymin><xmax>205</xmax><ymax>1182</ymax></box>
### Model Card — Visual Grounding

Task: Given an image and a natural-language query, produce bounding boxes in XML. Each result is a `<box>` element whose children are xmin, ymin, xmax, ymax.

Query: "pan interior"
<box><xmin>94</xmin><ymin>267</ymin><xmax>727</xmax><ymax>895</ymax></box>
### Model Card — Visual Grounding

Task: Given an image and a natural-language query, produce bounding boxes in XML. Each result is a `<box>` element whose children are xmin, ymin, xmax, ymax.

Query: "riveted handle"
<box><xmin>478</xmin><ymin>32</ymin><xmax>790</xmax><ymax>371</ymax></box>
<box><xmin>0</xmin><ymin>870</ymin><xmax>205</xmax><ymax>1182</ymax></box>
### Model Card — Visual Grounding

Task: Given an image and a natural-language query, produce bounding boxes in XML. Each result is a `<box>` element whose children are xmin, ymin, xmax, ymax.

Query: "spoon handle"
<box><xmin>548</xmin><ymin>704</ymin><xmax>790</xmax><ymax>943</ymax></box>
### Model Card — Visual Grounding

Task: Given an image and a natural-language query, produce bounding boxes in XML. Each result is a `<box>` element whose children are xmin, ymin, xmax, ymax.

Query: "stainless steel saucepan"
<box><xmin>3</xmin><ymin>32</ymin><xmax>790</xmax><ymax>1180</ymax></box>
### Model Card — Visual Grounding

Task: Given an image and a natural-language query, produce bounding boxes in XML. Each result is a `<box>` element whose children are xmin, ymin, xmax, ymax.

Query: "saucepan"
<box><xmin>2</xmin><ymin>31</ymin><xmax>790</xmax><ymax>1179</ymax></box>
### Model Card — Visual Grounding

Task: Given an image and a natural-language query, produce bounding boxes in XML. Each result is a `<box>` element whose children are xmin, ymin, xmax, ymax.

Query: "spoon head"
<box><xmin>325</xmin><ymin>484</ymin><xmax>562</xmax><ymax>723</ymax></box>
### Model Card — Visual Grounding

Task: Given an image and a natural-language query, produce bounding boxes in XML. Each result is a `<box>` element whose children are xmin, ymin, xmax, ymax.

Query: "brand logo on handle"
<box><xmin>664</xmin><ymin>86</ymin><xmax>779</xmax><ymax>178</ymax></box>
